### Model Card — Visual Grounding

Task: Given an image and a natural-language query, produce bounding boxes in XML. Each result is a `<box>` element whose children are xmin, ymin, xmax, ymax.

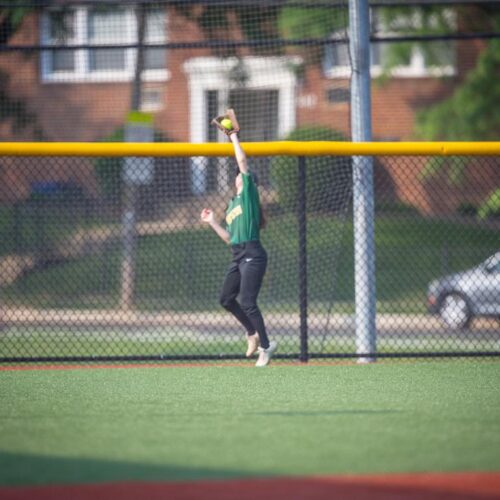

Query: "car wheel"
<box><xmin>438</xmin><ymin>293</ymin><xmax>472</xmax><ymax>330</ymax></box>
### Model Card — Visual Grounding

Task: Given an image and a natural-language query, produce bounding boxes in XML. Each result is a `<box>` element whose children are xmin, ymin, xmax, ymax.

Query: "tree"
<box><xmin>0</xmin><ymin>2</ymin><xmax>34</xmax><ymax>46</ymax></box>
<box><xmin>375</xmin><ymin>4</ymin><xmax>459</xmax><ymax>72</ymax></box>
<box><xmin>366</xmin><ymin>3</ymin><xmax>500</xmax><ymax>142</ymax></box>
<box><xmin>174</xmin><ymin>3</ymin><xmax>281</xmax><ymax>57</ymax></box>
<box><xmin>416</xmin><ymin>27</ymin><xmax>500</xmax><ymax>141</ymax></box>
<box><xmin>409</xmin><ymin>7</ymin><xmax>500</xmax><ymax>218</ymax></box>
<box><xmin>415</xmin><ymin>34</ymin><xmax>500</xmax><ymax>188</ymax></box>
<box><xmin>335</xmin><ymin>2</ymin><xmax>499</xmax><ymax>215</ymax></box>
<box><xmin>277</xmin><ymin>1</ymin><xmax>347</xmax><ymax>64</ymax></box>
<box><xmin>375</xmin><ymin>4</ymin><xmax>500</xmax><ymax>142</ymax></box>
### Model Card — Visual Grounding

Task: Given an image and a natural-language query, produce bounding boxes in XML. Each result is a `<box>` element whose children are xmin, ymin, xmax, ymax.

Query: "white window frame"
<box><xmin>183</xmin><ymin>56</ymin><xmax>299</xmax><ymax>142</ymax></box>
<box><xmin>183</xmin><ymin>56</ymin><xmax>299</xmax><ymax>195</ymax></box>
<box><xmin>140</xmin><ymin>86</ymin><xmax>164</xmax><ymax>112</ymax></box>
<box><xmin>324</xmin><ymin>10</ymin><xmax>456</xmax><ymax>79</ymax></box>
<box><xmin>40</xmin><ymin>7</ymin><xmax>169</xmax><ymax>83</ymax></box>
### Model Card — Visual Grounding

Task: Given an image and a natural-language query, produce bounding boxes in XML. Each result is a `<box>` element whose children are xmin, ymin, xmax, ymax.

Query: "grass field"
<box><xmin>1</xmin><ymin>361</ymin><xmax>500</xmax><ymax>488</ymax></box>
<box><xmin>2</xmin><ymin>215</ymin><xmax>498</xmax><ymax>314</ymax></box>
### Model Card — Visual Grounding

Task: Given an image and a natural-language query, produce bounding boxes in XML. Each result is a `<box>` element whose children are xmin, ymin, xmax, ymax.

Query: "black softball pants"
<box><xmin>219</xmin><ymin>240</ymin><xmax>270</xmax><ymax>349</ymax></box>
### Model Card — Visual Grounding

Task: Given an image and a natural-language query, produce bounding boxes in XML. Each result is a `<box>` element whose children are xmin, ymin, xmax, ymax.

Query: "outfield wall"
<box><xmin>0</xmin><ymin>142</ymin><xmax>498</xmax><ymax>362</ymax></box>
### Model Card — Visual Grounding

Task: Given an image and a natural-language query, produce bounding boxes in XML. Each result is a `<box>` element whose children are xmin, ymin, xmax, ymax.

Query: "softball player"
<box><xmin>200</xmin><ymin>116</ymin><xmax>277</xmax><ymax>367</ymax></box>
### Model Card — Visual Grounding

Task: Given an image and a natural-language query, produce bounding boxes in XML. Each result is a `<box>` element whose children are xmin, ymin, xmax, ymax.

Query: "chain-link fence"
<box><xmin>0</xmin><ymin>151</ymin><xmax>498</xmax><ymax>363</ymax></box>
<box><xmin>0</xmin><ymin>0</ymin><xmax>499</xmax><ymax>363</ymax></box>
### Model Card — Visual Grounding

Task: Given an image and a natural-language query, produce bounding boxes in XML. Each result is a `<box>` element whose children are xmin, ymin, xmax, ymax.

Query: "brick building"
<box><xmin>0</xmin><ymin>3</ymin><xmax>496</xmax><ymax>215</ymax></box>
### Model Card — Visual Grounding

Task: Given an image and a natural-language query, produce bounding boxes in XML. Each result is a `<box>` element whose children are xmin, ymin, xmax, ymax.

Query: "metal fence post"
<box><xmin>298</xmin><ymin>155</ymin><xmax>308</xmax><ymax>362</ymax></box>
<box><xmin>349</xmin><ymin>0</ymin><xmax>377</xmax><ymax>361</ymax></box>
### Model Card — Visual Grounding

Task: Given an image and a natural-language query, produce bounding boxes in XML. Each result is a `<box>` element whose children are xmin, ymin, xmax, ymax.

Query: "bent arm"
<box><xmin>201</xmin><ymin>208</ymin><xmax>230</xmax><ymax>244</ymax></box>
<box><xmin>210</xmin><ymin>220</ymin><xmax>231</xmax><ymax>244</ymax></box>
<box><xmin>230</xmin><ymin>133</ymin><xmax>248</xmax><ymax>174</ymax></box>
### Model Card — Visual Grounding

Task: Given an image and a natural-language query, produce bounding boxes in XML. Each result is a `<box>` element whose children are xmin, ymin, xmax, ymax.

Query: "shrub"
<box><xmin>478</xmin><ymin>189</ymin><xmax>500</xmax><ymax>220</ymax></box>
<box><xmin>376</xmin><ymin>201</ymin><xmax>420</xmax><ymax>216</ymax></box>
<box><xmin>270</xmin><ymin>126</ymin><xmax>352</xmax><ymax>213</ymax></box>
<box><xmin>456</xmin><ymin>202</ymin><xmax>478</xmax><ymax>217</ymax></box>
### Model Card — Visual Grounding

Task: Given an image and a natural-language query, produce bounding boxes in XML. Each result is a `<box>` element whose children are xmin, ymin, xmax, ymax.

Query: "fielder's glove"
<box><xmin>211</xmin><ymin>108</ymin><xmax>240</xmax><ymax>136</ymax></box>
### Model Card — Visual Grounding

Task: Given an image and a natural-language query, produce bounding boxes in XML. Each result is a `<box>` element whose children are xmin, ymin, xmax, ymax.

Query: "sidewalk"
<box><xmin>2</xmin><ymin>307</ymin><xmax>496</xmax><ymax>331</ymax></box>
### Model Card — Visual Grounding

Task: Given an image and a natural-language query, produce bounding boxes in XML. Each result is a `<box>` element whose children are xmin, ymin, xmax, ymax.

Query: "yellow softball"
<box><xmin>221</xmin><ymin>118</ymin><xmax>233</xmax><ymax>130</ymax></box>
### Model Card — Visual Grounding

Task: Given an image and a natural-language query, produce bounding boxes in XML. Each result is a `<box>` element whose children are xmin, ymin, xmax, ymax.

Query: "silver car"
<box><xmin>427</xmin><ymin>251</ymin><xmax>500</xmax><ymax>329</ymax></box>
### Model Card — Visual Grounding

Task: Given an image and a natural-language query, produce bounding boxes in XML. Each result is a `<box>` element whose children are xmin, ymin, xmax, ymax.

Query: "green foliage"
<box><xmin>174</xmin><ymin>4</ymin><xmax>281</xmax><ymax>56</ymax></box>
<box><xmin>416</xmin><ymin>33</ymin><xmax>500</xmax><ymax>183</ymax></box>
<box><xmin>478</xmin><ymin>188</ymin><xmax>500</xmax><ymax>220</ymax></box>
<box><xmin>270</xmin><ymin>126</ymin><xmax>351</xmax><ymax>213</ymax></box>
<box><xmin>237</xmin><ymin>5</ymin><xmax>281</xmax><ymax>54</ymax></box>
<box><xmin>418</xmin><ymin>156</ymin><xmax>468</xmax><ymax>186</ymax></box>
<box><xmin>0</xmin><ymin>206</ymin><xmax>16</xmax><ymax>255</ymax></box>
<box><xmin>0</xmin><ymin>2</ymin><xmax>37</xmax><ymax>45</ymax></box>
<box><xmin>278</xmin><ymin>2</ymin><xmax>346</xmax><ymax>40</ymax></box>
<box><xmin>416</xmin><ymin>37</ymin><xmax>500</xmax><ymax>141</ymax></box>
<box><xmin>375</xmin><ymin>200</ymin><xmax>419</xmax><ymax>216</ymax></box>
<box><xmin>456</xmin><ymin>202</ymin><xmax>478</xmax><ymax>217</ymax></box>
<box><xmin>376</xmin><ymin>5</ymin><xmax>456</xmax><ymax>73</ymax></box>
<box><xmin>277</xmin><ymin>1</ymin><xmax>347</xmax><ymax>64</ymax></box>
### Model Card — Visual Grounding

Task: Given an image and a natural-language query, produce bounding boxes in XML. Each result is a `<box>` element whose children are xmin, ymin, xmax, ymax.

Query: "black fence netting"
<box><xmin>0</xmin><ymin>154</ymin><xmax>498</xmax><ymax>363</ymax></box>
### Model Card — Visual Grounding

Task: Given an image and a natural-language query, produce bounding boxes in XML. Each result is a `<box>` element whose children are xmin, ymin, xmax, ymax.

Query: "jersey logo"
<box><xmin>226</xmin><ymin>204</ymin><xmax>243</xmax><ymax>225</ymax></box>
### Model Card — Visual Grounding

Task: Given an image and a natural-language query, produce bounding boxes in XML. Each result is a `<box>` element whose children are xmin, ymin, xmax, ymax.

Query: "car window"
<box><xmin>484</xmin><ymin>256</ymin><xmax>500</xmax><ymax>273</ymax></box>
<box><xmin>489</xmin><ymin>262</ymin><xmax>500</xmax><ymax>273</ymax></box>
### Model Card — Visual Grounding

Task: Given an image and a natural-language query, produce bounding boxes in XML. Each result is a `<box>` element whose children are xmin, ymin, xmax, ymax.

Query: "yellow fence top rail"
<box><xmin>0</xmin><ymin>141</ymin><xmax>500</xmax><ymax>157</ymax></box>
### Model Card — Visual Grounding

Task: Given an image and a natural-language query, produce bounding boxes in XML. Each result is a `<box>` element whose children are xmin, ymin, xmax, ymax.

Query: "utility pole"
<box><xmin>120</xmin><ymin>4</ymin><xmax>148</xmax><ymax>310</ymax></box>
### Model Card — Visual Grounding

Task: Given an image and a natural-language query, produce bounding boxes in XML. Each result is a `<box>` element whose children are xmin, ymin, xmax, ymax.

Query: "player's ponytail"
<box><xmin>252</xmin><ymin>173</ymin><xmax>266</xmax><ymax>229</ymax></box>
<box><xmin>259</xmin><ymin>205</ymin><xmax>267</xmax><ymax>229</ymax></box>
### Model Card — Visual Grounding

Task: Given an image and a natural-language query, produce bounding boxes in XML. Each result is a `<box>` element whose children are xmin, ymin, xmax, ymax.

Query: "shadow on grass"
<box><xmin>248</xmin><ymin>409</ymin><xmax>402</xmax><ymax>417</ymax></box>
<box><xmin>1</xmin><ymin>450</ymin><xmax>497</xmax><ymax>500</ymax></box>
<box><xmin>0</xmin><ymin>450</ymin><xmax>250</xmax><ymax>487</ymax></box>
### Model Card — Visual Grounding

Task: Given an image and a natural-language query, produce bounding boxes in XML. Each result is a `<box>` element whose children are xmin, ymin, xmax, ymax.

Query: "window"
<box><xmin>48</xmin><ymin>10</ymin><xmax>76</xmax><ymax>72</ymax></box>
<box><xmin>41</xmin><ymin>7</ymin><xmax>167</xmax><ymax>82</ymax></box>
<box><xmin>140</xmin><ymin>87</ymin><xmax>164</xmax><ymax>112</ymax></box>
<box><xmin>323</xmin><ymin>10</ymin><xmax>456</xmax><ymax>79</ymax></box>
<box><xmin>87</xmin><ymin>9</ymin><xmax>129</xmax><ymax>72</ymax></box>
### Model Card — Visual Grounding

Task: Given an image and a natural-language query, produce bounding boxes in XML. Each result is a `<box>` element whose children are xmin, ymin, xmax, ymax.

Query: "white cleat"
<box><xmin>255</xmin><ymin>341</ymin><xmax>278</xmax><ymax>367</ymax></box>
<box><xmin>246</xmin><ymin>334</ymin><xmax>260</xmax><ymax>358</ymax></box>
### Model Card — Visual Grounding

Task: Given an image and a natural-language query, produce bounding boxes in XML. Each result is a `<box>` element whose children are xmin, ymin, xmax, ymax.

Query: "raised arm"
<box><xmin>230</xmin><ymin>133</ymin><xmax>248</xmax><ymax>174</ymax></box>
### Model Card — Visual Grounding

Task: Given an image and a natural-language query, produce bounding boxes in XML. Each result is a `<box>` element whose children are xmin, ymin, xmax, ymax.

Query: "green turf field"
<box><xmin>1</xmin><ymin>361</ymin><xmax>499</xmax><ymax>486</ymax></box>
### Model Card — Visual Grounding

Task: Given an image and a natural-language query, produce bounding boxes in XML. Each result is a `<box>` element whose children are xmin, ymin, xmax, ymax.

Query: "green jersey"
<box><xmin>225</xmin><ymin>173</ymin><xmax>261</xmax><ymax>245</ymax></box>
